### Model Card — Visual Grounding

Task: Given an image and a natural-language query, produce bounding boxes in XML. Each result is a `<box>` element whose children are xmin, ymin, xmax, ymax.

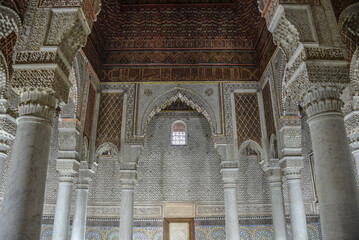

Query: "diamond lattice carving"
<box><xmin>234</xmin><ymin>93</ymin><xmax>261</xmax><ymax>147</ymax></box>
<box><xmin>84</xmin><ymin>83</ymin><xmax>96</xmax><ymax>138</ymax></box>
<box><xmin>0</xmin><ymin>31</ymin><xmax>17</xmax><ymax>76</ymax></box>
<box><xmin>96</xmin><ymin>93</ymin><xmax>124</xmax><ymax>150</ymax></box>
<box><xmin>262</xmin><ymin>82</ymin><xmax>275</xmax><ymax>139</ymax></box>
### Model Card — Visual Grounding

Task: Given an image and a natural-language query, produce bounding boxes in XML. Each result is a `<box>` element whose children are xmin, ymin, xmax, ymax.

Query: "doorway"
<box><xmin>163</xmin><ymin>218</ymin><xmax>194</xmax><ymax>240</ymax></box>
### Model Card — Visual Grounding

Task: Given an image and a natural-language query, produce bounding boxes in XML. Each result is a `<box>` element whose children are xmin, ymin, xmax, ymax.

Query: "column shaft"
<box><xmin>0</xmin><ymin>153</ymin><xmax>6</xmax><ymax>189</ymax></box>
<box><xmin>308</xmin><ymin>112</ymin><xmax>359</xmax><ymax>239</ymax></box>
<box><xmin>270</xmin><ymin>181</ymin><xmax>287</xmax><ymax>240</ymax></box>
<box><xmin>224</xmin><ymin>187</ymin><xmax>240</xmax><ymax>240</ymax></box>
<box><xmin>119</xmin><ymin>189</ymin><xmax>134</xmax><ymax>240</ymax></box>
<box><xmin>0</xmin><ymin>115</ymin><xmax>53</xmax><ymax>239</ymax></box>
<box><xmin>53</xmin><ymin>181</ymin><xmax>74</xmax><ymax>240</ymax></box>
<box><xmin>71</xmin><ymin>188</ymin><xmax>89</xmax><ymax>240</ymax></box>
<box><xmin>286</xmin><ymin>175</ymin><xmax>308</xmax><ymax>240</ymax></box>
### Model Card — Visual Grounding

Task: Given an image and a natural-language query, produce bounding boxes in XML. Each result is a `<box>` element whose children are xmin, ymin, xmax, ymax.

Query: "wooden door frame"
<box><xmin>163</xmin><ymin>218</ymin><xmax>194</xmax><ymax>240</ymax></box>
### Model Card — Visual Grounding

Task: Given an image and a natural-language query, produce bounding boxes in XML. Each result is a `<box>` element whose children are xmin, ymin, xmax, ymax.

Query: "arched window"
<box><xmin>171</xmin><ymin>121</ymin><xmax>187</xmax><ymax>145</ymax></box>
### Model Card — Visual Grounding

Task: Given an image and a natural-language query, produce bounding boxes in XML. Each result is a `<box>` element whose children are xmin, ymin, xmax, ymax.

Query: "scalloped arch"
<box><xmin>141</xmin><ymin>88</ymin><xmax>217</xmax><ymax>136</ymax></box>
<box><xmin>95</xmin><ymin>142</ymin><xmax>119</xmax><ymax>162</ymax></box>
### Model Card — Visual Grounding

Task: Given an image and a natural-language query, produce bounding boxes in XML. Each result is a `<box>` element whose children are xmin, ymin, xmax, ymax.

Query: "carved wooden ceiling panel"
<box><xmin>84</xmin><ymin>0</ymin><xmax>275</xmax><ymax>82</ymax></box>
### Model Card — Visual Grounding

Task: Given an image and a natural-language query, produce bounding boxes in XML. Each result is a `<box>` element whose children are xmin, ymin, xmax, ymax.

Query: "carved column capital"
<box><xmin>220</xmin><ymin>161</ymin><xmax>238</xmax><ymax>189</ymax></box>
<box><xmin>280</xmin><ymin>156</ymin><xmax>304</xmax><ymax>180</ymax></box>
<box><xmin>303</xmin><ymin>86</ymin><xmax>344</xmax><ymax>118</ymax></box>
<box><xmin>17</xmin><ymin>88</ymin><xmax>57</xmax><ymax>122</ymax></box>
<box><xmin>76</xmin><ymin>161</ymin><xmax>96</xmax><ymax>190</ymax></box>
<box><xmin>120</xmin><ymin>170</ymin><xmax>138</xmax><ymax>191</ymax></box>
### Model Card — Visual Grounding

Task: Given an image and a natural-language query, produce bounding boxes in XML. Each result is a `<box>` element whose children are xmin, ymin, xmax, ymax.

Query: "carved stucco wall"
<box><xmin>135</xmin><ymin>111</ymin><xmax>223</xmax><ymax>202</ymax></box>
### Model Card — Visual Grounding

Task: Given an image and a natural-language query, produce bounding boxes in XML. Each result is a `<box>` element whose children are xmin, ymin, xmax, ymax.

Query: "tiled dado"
<box><xmin>41</xmin><ymin>222</ymin><xmax>321</xmax><ymax>240</ymax></box>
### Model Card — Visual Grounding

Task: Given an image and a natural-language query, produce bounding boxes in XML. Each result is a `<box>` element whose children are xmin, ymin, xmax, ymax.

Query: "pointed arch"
<box><xmin>141</xmin><ymin>88</ymin><xmax>218</xmax><ymax>136</ymax></box>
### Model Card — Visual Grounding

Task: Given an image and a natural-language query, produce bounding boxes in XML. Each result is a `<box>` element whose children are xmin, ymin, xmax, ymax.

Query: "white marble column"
<box><xmin>119</xmin><ymin>168</ymin><xmax>137</xmax><ymax>240</ymax></box>
<box><xmin>52</xmin><ymin>160</ymin><xmax>79</xmax><ymax>240</ymax></box>
<box><xmin>283</xmin><ymin>168</ymin><xmax>308</xmax><ymax>240</ymax></box>
<box><xmin>71</xmin><ymin>162</ymin><xmax>96</xmax><ymax>240</ymax></box>
<box><xmin>266</xmin><ymin>169</ymin><xmax>287</xmax><ymax>240</ymax></box>
<box><xmin>221</xmin><ymin>162</ymin><xmax>240</xmax><ymax>240</ymax></box>
<box><xmin>304</xmin><ymin>87</ymin><xmax>359</xmax><ymax>239</ymax></box>
<box><xmin>0</xmin><ymin>89</ymin><xmax>57</xmax><ymax>240</ymax></box>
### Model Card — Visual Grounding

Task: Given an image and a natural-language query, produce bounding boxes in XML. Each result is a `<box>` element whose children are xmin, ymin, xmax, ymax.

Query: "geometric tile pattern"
<box><xmin>96</xmin><ymin>93</ymin><xmax>124</xmax><ymax>150</ymax></box>
<box><xmin>237</xmin><ymin>155</ymin><xmax>271</xmax><ymax>202</ymax></box>
<box><xmin>234</xmin><ymin>93</ymin><xmax>261</xmax><ymax>147</ymax></box>
<box><xmin>40</xmin><ymin>222</ymin><xmax>322</xmax><ymax>240</ymax></box>
<box><xmin>84</xmin><ymin>83</ymin><xmax>96</xmax><ymax>138</ymax></box>
<box><xmin>262</xmin><ymin>82</ymin><xmax>276</xmax><ymax>139</ymax></box>
<box><xmin>135</xmin><ymin>112</ymin><xmax>223</xmax><ymax>202</ymax></box>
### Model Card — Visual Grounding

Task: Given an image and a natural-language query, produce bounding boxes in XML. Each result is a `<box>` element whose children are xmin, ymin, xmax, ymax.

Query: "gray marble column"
<box><xmin>221</xmin><ymin>162</ymin><xmax>240</xmax><ymax>240</ymax></box>
<box><xmin>283</xmin><ymin>168</ymin><xmax>308</xmax><ymax>240</ymax></box>
<box><xmin>304</xmin><ymin>87</ymin><xmax>359</xmax><ymax>239</ymax></box>
<box><xmin>71</xmin><ymin>162</ymin><xmax>96</xmax><ymax>240</ymax></box>
<box><xmin>266</xmin><ymin>169</ymin><xmax>287</xmax><ymax>240</ymax></box>
<box><xmin>0</xmin><ymin>131</ymin><xmax>12</xmax><ymax>188</ymax></box>
<box><xmin>119</xmin><ymin>168</ymin><xmax>137</xmax><ymax>240</ymax></box>
<box><xmin>52</xmin><ymin>160</ymin><xmax>79</xmax><ymax>240</ymax></box>
<box><xmin>0</xmin><ymin>89</ymin><xmax>57</xmax><ymax>240</ymax></box>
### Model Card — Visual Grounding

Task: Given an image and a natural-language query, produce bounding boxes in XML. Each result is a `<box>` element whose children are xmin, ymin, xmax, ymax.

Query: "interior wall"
<box><xmin>135</xmin><ymin>111</ymin><xmax>223</xmax><ymax>202</ymax></box>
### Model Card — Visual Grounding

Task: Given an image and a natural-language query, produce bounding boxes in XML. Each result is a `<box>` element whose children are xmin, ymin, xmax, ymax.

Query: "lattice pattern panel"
<box><xmin>234</xmin><ymin>93</ymin><xmax>261</xmax><ymax>147</ymax></box>
<box><xmin>262</xmin><ymin>82</ymin><xmax>276</xmax><ymax>139</ymax></box>
<box><xmin>96</xmin><ymin>93</ymin><xmax>124</xmax><ymax>150</ymax></box>
<box><xmin>84</xmin><ymin>83</ymin><xmax>96</xmax><ymax>138</ymax></box>
<box><xmin>0</xmin><ymin>31</ymin><xmax>17</xmax><ymax>76</ymax></box>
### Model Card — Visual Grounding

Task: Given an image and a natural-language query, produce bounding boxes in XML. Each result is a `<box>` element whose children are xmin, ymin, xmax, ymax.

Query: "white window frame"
<box><xmin>171</xmin><ymin>120</ymin><xmax>187</xmax><ymax>146</ymax></box>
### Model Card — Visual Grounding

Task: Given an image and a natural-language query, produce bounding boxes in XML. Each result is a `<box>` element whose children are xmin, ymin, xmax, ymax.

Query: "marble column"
<box><xmin>283</xmin><ymin>167</ymin><xmax>308</xmax><ymax>240</ymax></box>
<box><xmin>266</xmin><ymin>169</ymin><xmax>287</xmax><ymax>240</ymax></box>
<box><xmin>0</xmin><ymin>89</ymin><xmax>57</xmax><ymax>240</ymax></box>
<box><xmin>119</xmin><ymin>168</ymin><xmax>137</xmax><ymax>240</ymax></box>
<box><xmin>52</xmin><ymin>160</ymin><xmax>79</xmax><ymax>240</ymax></box>
<box><xmin>0</xmin><ymin>126</ymin><xmax>14</xmax><ymax>188</ymax></box>
<box><xmin>304</xmin><ymin>87</ymin><xmax>359</xmax><ymax>239</ymax></box>
<box><xmin>72</xmin><ymin>162</ymin><xmax>96</xmax><ymax>240</ymax></box>
<box><xmin>221</xmin><ymin>162</ymin><xmax>240</xmax><ymax>240</ymax></box>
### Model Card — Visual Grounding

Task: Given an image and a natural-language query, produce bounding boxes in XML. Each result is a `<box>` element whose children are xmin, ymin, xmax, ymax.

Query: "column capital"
<box><xmin>303</xmin><ymin>86</ymin><xmax>344</xmax><ymax>119</ymax></box>
<box><xmin>76</xmin><ymin>161</ymin><xmax>97</xmax><ymax>190</ymax></box>
<box><xmin>264</xmin><ymin>167</ymin><xmax>282</xmax><ymax>185</ymax></box>
<box><xmin>17</xmin><ymin>88</ymin><xmax>57</xmax><ymax>121</ymax></box>
<box><xmin>221</xmin><ymin>161</ymin><xmax>238</xmax><ymax>188</ymax></box>
<box><xmin>120</xmin><ymin>164</ymin><xmax>138</xmax><ymax>190</ymax></box>
<box><xmin>280</xmin><ymin>156</ymin><xmax>304</xmax><ymax>177</ymax></box>
<box><xmin>56</xmin><ymin>159</ymin><xmax>80</xmax><ymax>182</ymax></box>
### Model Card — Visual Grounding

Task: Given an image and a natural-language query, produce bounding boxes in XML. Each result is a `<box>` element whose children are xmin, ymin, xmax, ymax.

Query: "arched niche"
<box><xmin>95</xmin><ymin>142</ymin><xmax>120</xmax><ymax>163</ymax></box>
<box><xmin>140</xmin><ymin>88</ymin><xmax>218</xmax><ymax>137</ymax></box>
<box><xmin>237</xmin><ymin>139</ymin><xmax>271</xmax><ymax>203</ymax></box>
